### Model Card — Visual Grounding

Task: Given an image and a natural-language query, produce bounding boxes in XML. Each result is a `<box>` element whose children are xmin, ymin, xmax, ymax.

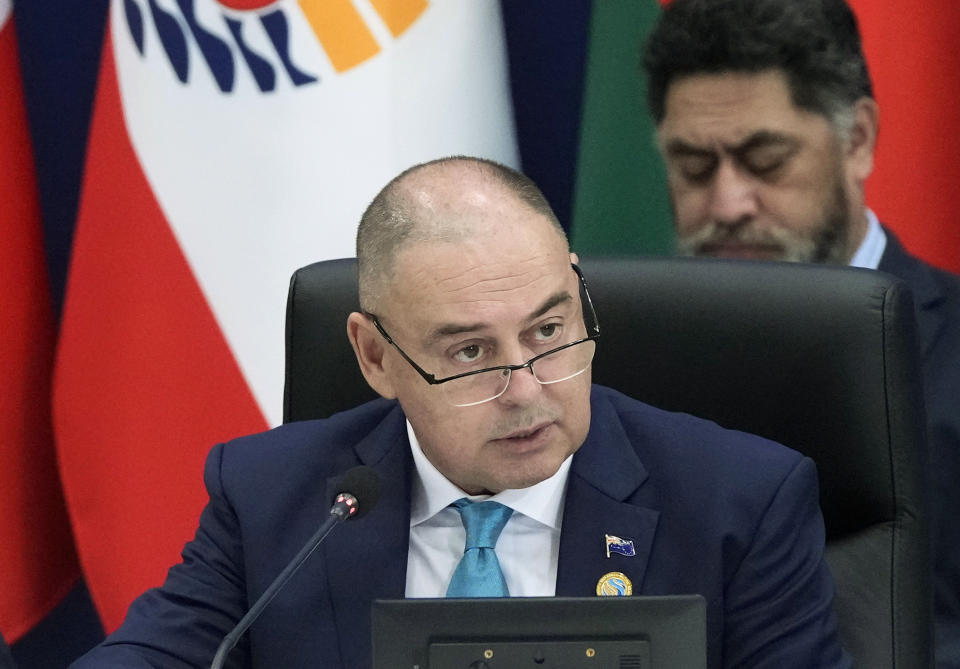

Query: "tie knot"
<box><xmin>452</xmin><ymin>498</ymin><xmax>513</xmax><ymax>550</ymax></box>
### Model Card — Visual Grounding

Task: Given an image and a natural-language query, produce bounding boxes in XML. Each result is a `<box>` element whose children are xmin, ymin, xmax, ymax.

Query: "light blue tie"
<box><xmin>446</xmin><ymin>498</ymin><xmax>513</xmax><ymax>598</ymax></box>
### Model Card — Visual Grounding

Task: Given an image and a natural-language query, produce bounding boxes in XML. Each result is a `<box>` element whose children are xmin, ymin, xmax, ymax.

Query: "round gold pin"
<box><xmin>596</xmin><ymin>571</ymin><xmax>633</xmax><ymax>596</ymax></box>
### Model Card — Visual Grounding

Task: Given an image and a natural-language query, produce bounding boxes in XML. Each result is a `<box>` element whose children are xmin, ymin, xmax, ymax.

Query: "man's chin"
<box><xmin>484</xmin><ymin>450</ymin><xmax>569</xmax><ymax>493</ymax></box>
<box><xmin>697</xmin><ymin>243</ymin><xmax>786</xmax><ymax>261</ymax></box>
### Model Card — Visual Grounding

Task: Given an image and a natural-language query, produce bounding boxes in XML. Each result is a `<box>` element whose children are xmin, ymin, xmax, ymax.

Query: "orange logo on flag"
<box><xmin>296</xmin><ymin>0</ymin><xmax>428</xmax><ymax>72</ymax></box>
<box><xmin>212</xmin><ymin>0</ymin><xmax>428</xmax><ymax>72</ymax></box>
<box><xmin>123</xmin><ymin>0</ymin><xmax>428</xmax><ymax>92</ymax></box>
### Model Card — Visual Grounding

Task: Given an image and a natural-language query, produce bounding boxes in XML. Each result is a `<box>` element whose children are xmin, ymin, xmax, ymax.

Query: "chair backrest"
<box><xmin>284</xmin><ymin>256</ymin><xmax>931</xmax><ymax>668</ymax></box>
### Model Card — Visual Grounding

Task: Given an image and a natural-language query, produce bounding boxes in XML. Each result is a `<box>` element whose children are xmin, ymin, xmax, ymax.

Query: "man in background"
<box><xmin>643</xmin><ymin>1</ymin><xmax>960</xmax><ymax>665</ymax></box>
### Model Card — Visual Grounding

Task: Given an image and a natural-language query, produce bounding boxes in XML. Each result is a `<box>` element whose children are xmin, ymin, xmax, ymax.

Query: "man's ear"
<box><xmin>844</xmin><ymin>97</ymin><xmax>878</xmax><ymax>184</ymax></box>
<box><xmin>347</xmin><ymin>312</ymin><xmax>397</xmax><ymax>399</ymax></box>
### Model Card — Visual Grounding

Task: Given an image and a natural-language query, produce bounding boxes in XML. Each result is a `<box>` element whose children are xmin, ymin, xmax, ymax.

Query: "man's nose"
<box><xmin>497</xmin><ymin>364</ymin><xmax>541</xmax><ymax>406</ymax></box>
<box><xmin>706</xmin><ymin>160</ymin><xmax>758</xmax><ymax>226</ymax></box>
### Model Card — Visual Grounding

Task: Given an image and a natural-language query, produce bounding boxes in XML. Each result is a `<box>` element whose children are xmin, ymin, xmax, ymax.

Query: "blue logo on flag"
<box><xmin>605</xmin><ymin>534</ymin><xmax>636</xmax><ymax>558</ymax></box>
<box><xmin>123</xmin><ymin>0</ymin><xmax>317</xmax><ymax>94</ymax></box>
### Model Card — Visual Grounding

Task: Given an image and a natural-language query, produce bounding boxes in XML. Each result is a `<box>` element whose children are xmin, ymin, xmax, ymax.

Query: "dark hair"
<box><xmin>643</xmin><ymin>0</ymin><xmax>873</xmax><ymax>126</ymax></box>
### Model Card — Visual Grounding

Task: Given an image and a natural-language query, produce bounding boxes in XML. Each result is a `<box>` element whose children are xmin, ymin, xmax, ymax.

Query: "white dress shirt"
<box><xmin>404</xmin><ymin>420</ymin><xmax>571</xmax><ymax>598</ymax></box>
<box><xmin>849</xmin><ymin>209</ymin><xmax>887</xmax><ymax>270</ymax></box>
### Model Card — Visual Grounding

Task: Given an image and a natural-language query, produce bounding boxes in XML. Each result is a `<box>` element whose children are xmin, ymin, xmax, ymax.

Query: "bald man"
<box><xmin>72</xmin><ymin>157</ymin><xmax>849</xmax><ymax>668</ymax></box>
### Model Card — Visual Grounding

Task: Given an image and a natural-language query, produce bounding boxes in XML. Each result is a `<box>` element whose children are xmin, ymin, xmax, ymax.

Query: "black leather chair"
<box><xmin>284</xmin><ymin>256</ymin><xmax>932</xmax><ymax>668</ymax></box>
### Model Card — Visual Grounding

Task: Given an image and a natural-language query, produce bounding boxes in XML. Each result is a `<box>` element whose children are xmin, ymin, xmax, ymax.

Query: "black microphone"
<box><xmin>210</xmin><ymin>465</ymin><xmax>380</xmax><ymax>669</ymax></box>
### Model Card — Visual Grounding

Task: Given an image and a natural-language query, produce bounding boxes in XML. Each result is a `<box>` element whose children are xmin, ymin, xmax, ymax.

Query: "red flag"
<box><xmin>0</xmin><ymin>0</ymin><xmax>79</xmax><ymax>643</ymax></box>
<box><xmin>849</xmin><ymin>0</ymin><xmax>960</xmax><ymax>273</ymax></box>
<box><xmin>54</xmin><ymin>0</ymin><xmax>517</xmax><ymax>631</ymax></box>
<box><xmin>52</xmin><ymin>30</ymin><xmax>269</xmax><ymax>631</ymax></box>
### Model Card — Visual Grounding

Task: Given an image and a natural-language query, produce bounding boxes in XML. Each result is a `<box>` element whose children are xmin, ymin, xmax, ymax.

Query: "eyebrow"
<box><xmin>424</xmin><ymin>290</ymin><xmax>574</xmax><ymax>345</ymax></box>
<box><xmin>731</xmin><ymin>131</ymin><xmax>800</xmax><ymax>158</ymax></box>
<box><xmin>664</xmin><ymin>139</ymin><xmax>715</xmax><ymax>159</ymax></box>
<box><xmin>665</xmin><ymin>130</ymin><xmax>799</xmax><ymax>159</ymax></box>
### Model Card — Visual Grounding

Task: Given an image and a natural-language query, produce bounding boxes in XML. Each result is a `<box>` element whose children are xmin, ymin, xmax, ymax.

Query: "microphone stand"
<box><xmin>209</xmin><ymin>495</ymin><xmax>357</xmax><ymax>669</ymax></box>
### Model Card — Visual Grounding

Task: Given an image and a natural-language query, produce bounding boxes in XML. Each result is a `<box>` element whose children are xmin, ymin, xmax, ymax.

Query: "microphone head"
<box><xmin>334</xmin><ymin>466</ymin><xmax>381</xmax><ymax>519</ymax></box>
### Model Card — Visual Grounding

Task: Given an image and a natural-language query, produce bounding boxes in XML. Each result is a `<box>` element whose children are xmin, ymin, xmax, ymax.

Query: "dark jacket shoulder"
<box><xmin>589</xmin><ymin>384</ymin><xmax>804</xmax><ymax>474</ymax></box>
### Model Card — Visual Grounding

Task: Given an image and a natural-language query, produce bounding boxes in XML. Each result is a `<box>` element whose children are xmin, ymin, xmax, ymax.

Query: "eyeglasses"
<box><xmin>367</xmin><ymin>264</ymin><xmax>600</xmax><ymax>407</ymax></box>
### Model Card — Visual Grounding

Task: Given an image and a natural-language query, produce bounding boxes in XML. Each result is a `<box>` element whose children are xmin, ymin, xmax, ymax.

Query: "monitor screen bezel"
<box><xmin>371</xmin><ymin>594</ymin><xmax>707</xmax><ymax>669</ymax></box>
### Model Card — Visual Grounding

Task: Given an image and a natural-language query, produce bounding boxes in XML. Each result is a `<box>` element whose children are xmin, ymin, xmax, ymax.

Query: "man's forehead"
<box><xmin>660</xmin><ymin>69</ymin><xmax>807</xmax><ymax>143</ymax></box>
<box><xmin>385</xmin><ymin>247</ymin><xmax>573</xmax><ymax>328</ymax></box>
<box><xmin>664</xmin><ymin>129</ymin><xmax>800</xmax><ymax>161</ymax></box>
<box><xmin>392</xmin><ymin>214</ymin><xmax>567</xmax><ymax>280</ymax></box>
<box><xmin>401</xmin><ymin>249</ymin><xmax>568</xmax><ymax>300</ymax></box>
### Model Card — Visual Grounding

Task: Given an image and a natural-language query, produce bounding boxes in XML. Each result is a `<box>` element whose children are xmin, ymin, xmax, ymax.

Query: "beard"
<box><xmin>675</xmin><ymin>179</ymin><xmax>851</xmax><ymax>265</ymax></box>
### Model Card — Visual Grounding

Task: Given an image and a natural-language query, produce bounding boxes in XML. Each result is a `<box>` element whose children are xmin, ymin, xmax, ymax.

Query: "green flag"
<box><xmin>570</xmin><ymin>1</ymin><xmax>673</xmax><ymax>256</ymax></box>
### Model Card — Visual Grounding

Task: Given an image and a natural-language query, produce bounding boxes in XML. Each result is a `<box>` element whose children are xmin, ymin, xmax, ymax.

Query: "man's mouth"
<box><xmin>700</xmin><ymin>242</ymin><xmax>783</xmax><ymax>260</ymax></box>
<box><xmin>495</xmin><ymin>422</ymin><xmax>553</xmax><ymax>444</ymax></box>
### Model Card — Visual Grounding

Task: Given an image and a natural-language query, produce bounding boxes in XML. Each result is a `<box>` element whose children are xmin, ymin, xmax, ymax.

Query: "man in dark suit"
<box><xmin>643</xmin><ymin>1</ymin><xmax>960</xmax><ymax>665</ymax></box>
<box><xmin>71</xmin><ymin>156</ymin><xmax>849</xmax><ymax>668</ymax></box>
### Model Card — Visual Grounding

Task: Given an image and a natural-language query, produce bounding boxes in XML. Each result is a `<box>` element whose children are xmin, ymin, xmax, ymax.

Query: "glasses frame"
<box><xmin>366</xmin><ymin>264</ymin><xmax>601</xmax><ymax>399</ymax></box>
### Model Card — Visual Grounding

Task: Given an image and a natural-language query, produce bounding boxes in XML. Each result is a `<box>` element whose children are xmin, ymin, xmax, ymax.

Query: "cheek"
<box><xmin>407</xmin><ymin>395</ymin><xmax>490</xmax><ymax>455</ymax></box>
<box><xmin>757</xmin><ymin>187</ymin><xmax>825</xmax><ymax>233</ymax></box>
<box><xmin>556</xmin><ymin>374</ymin><xmax>592</xmax><ymax>443</ymax></box>
<box><xmin>760</xmin><ymin>149</ymin><xmax>843</xmax><ymax>231</ymax></box>
<box><xmin>667</xmin><ymin>181</ymin><xmax>709</xmax><ymax>230</ymax></box>
<box><xmin>391</xmin><ymin>370</ymin><xmax>451</xmax><ymax>437</ymax></box>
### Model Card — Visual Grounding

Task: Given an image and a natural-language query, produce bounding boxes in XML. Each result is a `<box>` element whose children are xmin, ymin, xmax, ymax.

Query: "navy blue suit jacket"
<box><xmin>879</xmin><ymin>229</ymin><xmax>960</xmax><ymax>667</ymax></box>
<box><xmin>72</xmin><ymin>385</ymin><xmax>848</xmax><ymax>668</ymax></box>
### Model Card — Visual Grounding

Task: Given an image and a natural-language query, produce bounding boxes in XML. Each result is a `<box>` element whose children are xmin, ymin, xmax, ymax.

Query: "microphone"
<box><xmin>210</xmin><ymin>466</ymin><xmax>380</xmax><ymax>669</ymax></box>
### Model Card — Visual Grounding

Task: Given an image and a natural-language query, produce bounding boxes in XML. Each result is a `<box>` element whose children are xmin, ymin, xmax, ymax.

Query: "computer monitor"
<box><xmin>372</xmin><ymin>595</ymin><xmax>706</xmax><ymax>669</ymax></box>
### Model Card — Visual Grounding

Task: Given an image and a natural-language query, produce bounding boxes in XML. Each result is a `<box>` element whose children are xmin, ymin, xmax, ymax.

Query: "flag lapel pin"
<box><xmin>605</xmin><ymin>533</ymin><xmax>636</xmax><ymax>558</ymax></box>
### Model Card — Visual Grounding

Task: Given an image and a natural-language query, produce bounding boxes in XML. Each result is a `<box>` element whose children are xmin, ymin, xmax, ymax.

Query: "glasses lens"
<box><xmin>532</xmin><ymin>339</ymin><xmax>596</xmax><ymax>384</ymax></box>
<box><xmin>442</xmin><ymin>368</ymin><xmax>512</xmax><ymax>407</ymax></box>
<box><xmin>440</xmin><ymin>339</ymin><xmax>597</xmax><ymax>407</ymax></box>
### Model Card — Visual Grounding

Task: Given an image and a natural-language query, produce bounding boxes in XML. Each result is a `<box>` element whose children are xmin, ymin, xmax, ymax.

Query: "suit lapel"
<box><xmin>879</xmin><ymin>227</ymin><xmax>948</xmax><ymax>359</ymax></box>
<box><xmin>320</xmin><ymin>393</ymin><xmax>663</xmax><ymax>661</ymax></box>
<box><xmin>323</xmin><ymin>405</ymin><xmax>413</xmax><ymax>668</ymax></box>
<box><xmin>556</xmin><ymin>391</ymin><xmax>659</xmax><ymax>597</ymax></box>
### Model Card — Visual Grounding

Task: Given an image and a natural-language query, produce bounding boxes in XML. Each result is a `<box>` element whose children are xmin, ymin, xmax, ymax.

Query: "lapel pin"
<box><xmin>605</xmin><ymin>533</ymin><xmax>636</xmax><ymax>558</ymax></box>
<box><xmin>596</xmin><ymin>571</ymin><xmax>633</xmax><ymax>596</ymax></box>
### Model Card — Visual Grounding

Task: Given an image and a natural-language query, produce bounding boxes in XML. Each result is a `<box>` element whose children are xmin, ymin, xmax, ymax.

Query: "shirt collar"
<box><xmin>407</xmin><ymin>420</ymin><xmax>571</xmax><ymax>530</ymax></box>
<box><xmin>849</xmin><ymin>208</ymin><xmax>887</xmax><ymax>270</ymax></box>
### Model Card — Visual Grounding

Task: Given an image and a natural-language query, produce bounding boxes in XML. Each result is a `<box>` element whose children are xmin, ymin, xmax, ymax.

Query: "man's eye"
<box><xmin>453</xmin><ymin>344</ymin><xmax>484</xmax><ymax>363</ymax></box>
<box><xmin>743</xmin><ymin>147</ymin><xmax>794</xmax><ymax>177</ymax></box>
<box><xmin>676</xmin><ymin>155</ymin><xmax>718</xmax><ymax>183</ymax></box>
<box><xmin>534</xmin><ymin>323</ymin><xmax>561</xmax><ymax>342</ymax></box>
